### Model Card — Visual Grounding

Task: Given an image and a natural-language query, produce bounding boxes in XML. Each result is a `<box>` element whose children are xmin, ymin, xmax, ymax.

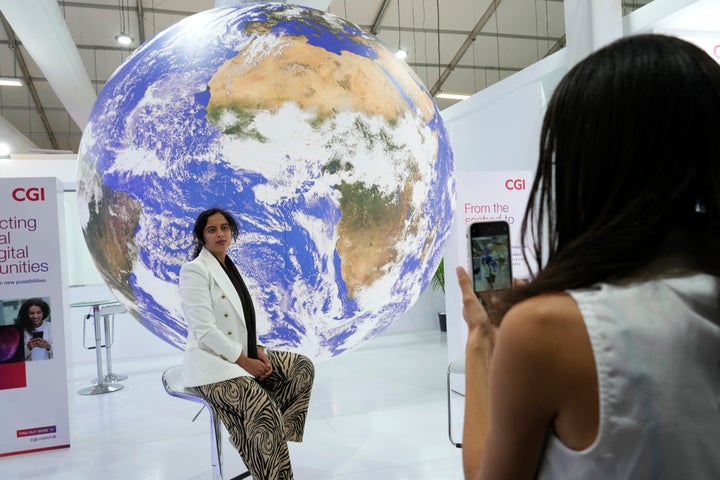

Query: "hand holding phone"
<box><xmin>456</xmin><ymin>266</ymin><xmax>496</xmax><ymax>356</ymax></box>
<box><xmin>468</xmin><ymin>221</ymin><xmax>513</xmax><ymax>324</ymax></box>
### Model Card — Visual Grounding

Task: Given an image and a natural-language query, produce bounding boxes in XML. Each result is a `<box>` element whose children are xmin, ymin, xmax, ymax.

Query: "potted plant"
<box><xmin>431</xmin><ymin>259</ymin><xmax>447</xmax><ymax>332</ymax></box>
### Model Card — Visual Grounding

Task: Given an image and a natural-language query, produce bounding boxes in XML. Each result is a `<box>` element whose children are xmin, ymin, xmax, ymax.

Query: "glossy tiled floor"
<box><xmin>1</xmin><ymin>331</ymin><xmax>463</xmax><ymax>480</ymax></box>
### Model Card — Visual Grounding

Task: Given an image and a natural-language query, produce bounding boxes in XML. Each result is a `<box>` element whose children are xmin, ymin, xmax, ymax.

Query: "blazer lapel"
<box><xmin>198</xmin><ymin>248</ymin><xmax>246</xmax><ymax>321</ymax></box>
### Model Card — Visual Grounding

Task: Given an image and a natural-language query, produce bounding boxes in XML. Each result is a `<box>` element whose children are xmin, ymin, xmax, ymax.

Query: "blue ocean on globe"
<box><xmin>77</xmin><ymin>2</ymin><xmax>455</xmax><ymax>359</ymax></box>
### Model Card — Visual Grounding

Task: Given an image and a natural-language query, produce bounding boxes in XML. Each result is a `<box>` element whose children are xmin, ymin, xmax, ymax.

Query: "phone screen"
<box><xmin>32</xmin><ymin>331</ymin><xmax>44</xmax><ymax>339</ymax></box>
<box><xmin>469</xmin><ymin>221</ymin><xmax>512</xmax><ymax>295</ymax></box>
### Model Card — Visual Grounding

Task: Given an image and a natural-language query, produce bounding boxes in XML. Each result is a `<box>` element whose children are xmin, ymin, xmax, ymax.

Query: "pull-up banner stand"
<box><xmin>0</xmin><ymin>177</ymin><xmax>71</xmax><ymax>456</ymax></box>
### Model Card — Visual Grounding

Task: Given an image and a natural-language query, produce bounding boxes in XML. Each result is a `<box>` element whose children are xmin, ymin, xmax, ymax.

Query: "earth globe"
<box><xmin>76</xmin><ymin>2</ymin><xmax>455</xmax><ymax>359</ymax></box>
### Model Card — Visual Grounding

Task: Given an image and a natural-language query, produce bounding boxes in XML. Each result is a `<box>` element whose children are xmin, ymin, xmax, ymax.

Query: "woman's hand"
<box><xmin>236</xmin><ymin>353</ymin><xmax>272</xmax><ymax>380</ymax></box>
<box><xmin>257</xmin><ymin>347</ymin><xmax>273</xmax><ymax>377</ymax></box>
<box><xmin>27</xmin><ymin>338</ymin><xmax>50</xmax><ymax>350</ymax></box>
<box><xmin>456</xmin><ymin>266</ymin><xmax>496</xmax><ymax>361</ymax></box>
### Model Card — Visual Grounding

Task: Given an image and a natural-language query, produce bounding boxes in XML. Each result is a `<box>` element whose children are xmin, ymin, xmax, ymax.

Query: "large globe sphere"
<box><xmin>77</xmin><ymin>2</ymin><xmax>455</xmax><ymax>359</ymax></box>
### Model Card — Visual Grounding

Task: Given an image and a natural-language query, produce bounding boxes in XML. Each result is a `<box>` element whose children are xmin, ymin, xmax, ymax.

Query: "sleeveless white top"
<box><xmin>537</xmin><ymin>273</ymin><xmax>720</xmax><ymax>480</ymax></box>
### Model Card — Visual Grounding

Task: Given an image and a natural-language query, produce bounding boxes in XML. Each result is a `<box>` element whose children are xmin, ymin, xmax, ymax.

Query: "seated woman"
<box><xmin>16</xmin><ymin>298</ymin><xmax>53</xmax><ymax>361</ymax></box>
<box><xmin>180</xmin><ymin>208</ymin><xmax>314</xmax><ymax>480</ymax></box>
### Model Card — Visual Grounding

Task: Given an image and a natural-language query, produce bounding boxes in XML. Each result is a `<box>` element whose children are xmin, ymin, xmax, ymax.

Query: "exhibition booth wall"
<box><xmin>440</xmin><ymin>0</ymin><xmax>720</xmax><ymax>365</ymax></box>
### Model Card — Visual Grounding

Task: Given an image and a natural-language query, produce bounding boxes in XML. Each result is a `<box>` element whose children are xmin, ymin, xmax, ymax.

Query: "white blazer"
<box><xmin>180</xmin><ymin>247</ymin><xmax>253</xmax><ymax>387</ymax></box>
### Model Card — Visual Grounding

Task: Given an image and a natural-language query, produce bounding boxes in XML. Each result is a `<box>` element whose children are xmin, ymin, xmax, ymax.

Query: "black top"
<box><xmin>217</xmin><ymin>255</ymin><xmax>258</xmax><ymax>359</ymax></box>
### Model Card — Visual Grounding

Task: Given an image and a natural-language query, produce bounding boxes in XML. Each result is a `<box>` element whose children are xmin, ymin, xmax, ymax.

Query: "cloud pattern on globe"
<box><xmin>77</xmin><ymin>3</ymin><xmax>455</xmax><ymax>359</ymax></box>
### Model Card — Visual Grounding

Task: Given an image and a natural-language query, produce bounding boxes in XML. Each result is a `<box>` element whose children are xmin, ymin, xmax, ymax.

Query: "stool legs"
<box><xmin>78</xmin><ymin>305</ymin><xmax>123</xmax><ymax>395</ymax></box>
<box><xmin>209</xmin><ymin>404</ymin><xmax>223</xmax><ymax>480</ymax></box>
<box><xmin>101</xmin><ymin>313</ymin><xmax>127</xmax><ymax>382</ymax></box>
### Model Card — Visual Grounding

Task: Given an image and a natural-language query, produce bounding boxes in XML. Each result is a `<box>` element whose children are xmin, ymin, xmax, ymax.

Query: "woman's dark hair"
<box><xmin>510</xmin><ymin>34</ymin><xmax>720</xmax><ymax>304</ymax></box>
<box><xmin>16</xmin><ymin>298</ymin><xmax>51</xmax><ymax>334</ymax></box>
<box><xmin>191</xmin><ymin>208</ymin><xmax>239</xmax><ymax>258</ymax></box>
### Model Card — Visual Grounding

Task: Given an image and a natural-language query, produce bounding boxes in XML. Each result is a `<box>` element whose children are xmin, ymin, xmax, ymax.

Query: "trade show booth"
<box><xmin>0</xmin><ymin>0</ymin><xmax>718</xmax><ymax>476</ymax></box>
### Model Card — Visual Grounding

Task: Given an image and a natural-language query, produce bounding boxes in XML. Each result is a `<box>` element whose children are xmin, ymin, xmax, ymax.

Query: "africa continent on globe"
<box><xmin>77</xmin><ymin>2</ymin><xmax>455</xmax><ymax>359</ymax></box>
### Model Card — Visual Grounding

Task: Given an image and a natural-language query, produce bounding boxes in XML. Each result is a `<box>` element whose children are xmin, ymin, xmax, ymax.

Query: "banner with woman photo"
<box><xmin>0</xmin><ymin>177</ymin><xmax>71</xmax><ymax>456</ymax></box>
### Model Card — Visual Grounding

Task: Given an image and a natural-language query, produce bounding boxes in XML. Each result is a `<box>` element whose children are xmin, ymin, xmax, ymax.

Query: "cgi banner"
<box><xmin>0</xmin><ymin>177</ymin><xmax>71</xmax><ymax>456</ymax></box>
<box><xmin>445</xmin><ymin>169</ymin><xmax>533</xmax><ymax>443</ymax></box>
<box><xmin>455</xmin><ymin>170</ymin><xmax>533</xmax><ymax>281</ymax></box>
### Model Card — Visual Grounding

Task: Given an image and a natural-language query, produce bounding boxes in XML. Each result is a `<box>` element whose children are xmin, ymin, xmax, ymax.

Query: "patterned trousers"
<box><xmin>196</xmin><ymin>350</ymin><xmax>314</xmax><ymax>480</ymax></box>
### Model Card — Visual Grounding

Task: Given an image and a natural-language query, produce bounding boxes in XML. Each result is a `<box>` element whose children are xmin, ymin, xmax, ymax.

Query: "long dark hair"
<box><xmin>191</xmin><ymin>208</ymin><xmax>239</xmax><ymax>258</ymax></box>
<box><xmin>16</xmin><ymin>298</ymin><xmax>51</xmax><ymax>334</ymax></box>
<box><xmin>510</xmin><ymin>34</ymin><xmax>720</xmax><ymax>303</ymax></box>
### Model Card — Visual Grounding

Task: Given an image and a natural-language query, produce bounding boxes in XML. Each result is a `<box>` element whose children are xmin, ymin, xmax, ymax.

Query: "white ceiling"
<box><xmin>0</xmin><ymin>0</ymin><xmax>653</xmax><ymax>154</ymax></box>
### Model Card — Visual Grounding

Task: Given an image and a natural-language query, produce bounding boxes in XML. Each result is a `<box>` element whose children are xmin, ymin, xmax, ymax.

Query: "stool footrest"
<box><xmin>229</xmin><ymin>471</ymin><xmax>252</xmax><ymax>480</ymax></box>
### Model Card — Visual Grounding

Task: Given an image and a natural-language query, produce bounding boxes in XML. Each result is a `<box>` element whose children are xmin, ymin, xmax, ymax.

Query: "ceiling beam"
<box><xmin>136</xmin><ymin>0</ymin><xmax>146</xmax><ymax>44</ymax></box>
<box><xmin>375</xmin><ymin>25</ymin><xmax>562</xmax><ymax>43</ymax></box>
<box><xmin>430</xmin><ymin>0</ymin><xmax>502</xmax><ymax>96</ymax></box>
<box><xmin>544</xmin><ymin>33</ymin><xmax>566</xmax><ymax>57</ymax></box>
<box><xmin>58</xmin><ymin>1</ymin><xmax>197</xmax><ymax>17</ymax></box>
<box><xmin>370</xmin><ymin>0</ymin><xmax>392</xmax><ymax>35</ymax></box>
<box><xmin>0</xmin><ymin>13</ymin><xmax>58</xmax><ymax>149</ymax></box>
<box><xmin>0</xmin><ymin>0</ymin><xmax>97</xmax><ymax>130</ymax></box>
<box><xmin>411</xmin><ymin>62</ymin><xmax>521</xmax><ymax>73</ymax></box>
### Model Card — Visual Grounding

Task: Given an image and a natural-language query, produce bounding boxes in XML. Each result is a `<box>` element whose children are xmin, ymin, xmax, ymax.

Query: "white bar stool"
<box><xmin>161</xmin><ymin>365</ymin><xmax>251</xmax><ymax>480</ymax></box>
<box><xmin>75</xmin><ymin>301</ymin><xmax>126</xmax><ymax>395</ymax></box>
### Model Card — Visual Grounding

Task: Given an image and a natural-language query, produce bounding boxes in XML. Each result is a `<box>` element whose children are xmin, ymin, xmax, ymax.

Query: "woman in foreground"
<box><xmin>458</xmin><ymin>34</ymin><xmax>720</xmax><ymax>480</ymax></box>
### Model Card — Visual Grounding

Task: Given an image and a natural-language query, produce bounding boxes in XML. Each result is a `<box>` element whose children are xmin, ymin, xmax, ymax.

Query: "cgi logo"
<box><xmin>12</xmin><ymin>187</ymin><xmax>46</xmax><ymax>202</ymax></box>
<box><xmin>504</xmin><ymin>179</ymin><xmax>526</xmax><ymax>190</ymax></box>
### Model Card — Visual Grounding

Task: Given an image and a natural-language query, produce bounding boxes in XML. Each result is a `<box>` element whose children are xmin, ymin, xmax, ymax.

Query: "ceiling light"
<box><xmin>436</xmin><ymin>93</ymin><xmax>471</xmax><ymax>101</ymax></box>
<box><xmin>0</xmin><ymin>77</ymin><xmax>23</xmax><ymax>87</ymax></box>
<box><xmin>0</xmin><ymin>143</ymin><xmax>11</xmax><ymax>157</ymax></box>
<box><xmin>395</xmin><ymin>48</ymin><xmax>408</xmax><ymax>60</ymax></box>
<box><xmin>115</xmin><ymin>32</ymin><xmax>133</xmax><ymax>46</ymax></box>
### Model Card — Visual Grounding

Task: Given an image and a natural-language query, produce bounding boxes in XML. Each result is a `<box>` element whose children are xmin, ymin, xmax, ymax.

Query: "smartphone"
<box><xmin>32</xmin><ymin>331</ymin><xmax>44</xmax><ymax>339</ymax></box>
<box><xmin>468</xmin><ymin>221</ymin><xmax>513</xmax><ymax>295</ymax></box>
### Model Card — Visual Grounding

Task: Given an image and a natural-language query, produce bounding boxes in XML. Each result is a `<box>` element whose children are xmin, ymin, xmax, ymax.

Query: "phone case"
<box><xmin>469</xmin><ymin>221</ymin><xmax>512</xmax><ymax>293</ymax></box>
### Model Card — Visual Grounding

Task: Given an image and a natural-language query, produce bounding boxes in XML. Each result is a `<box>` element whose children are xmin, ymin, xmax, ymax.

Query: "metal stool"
<box><xmin>162</xmin><ymin>365</ymin><xmax>251</xmax><ymax>480</ymax></box>
<box><xmin>447</xmin><ymin>355</ymin><xmax>465</xmax><ymax>448</ymax></box>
